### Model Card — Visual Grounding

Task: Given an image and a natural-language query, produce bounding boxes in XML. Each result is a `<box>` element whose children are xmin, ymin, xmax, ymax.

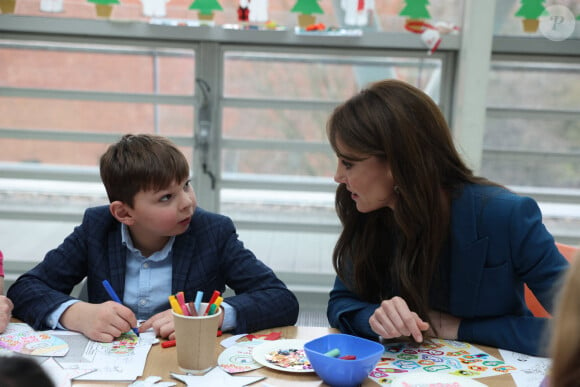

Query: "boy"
<box><xmin>8</xmin><ymin>134</ymin><xmax>299</xmax><ymax>342</ymax></box>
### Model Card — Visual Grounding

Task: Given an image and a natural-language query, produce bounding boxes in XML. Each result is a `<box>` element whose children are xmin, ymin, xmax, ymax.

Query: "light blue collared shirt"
<box><xmin>121</xmin><ymin>224</ymin><xmax>174</xmax><ymax>320</ymax></box>
<box><xmin>47</xmin><ymin>224</ymin><xmax>236</xmax><ymax>331</ymax></box>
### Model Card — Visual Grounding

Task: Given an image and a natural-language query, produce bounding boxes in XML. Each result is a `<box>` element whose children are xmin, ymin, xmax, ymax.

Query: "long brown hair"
<box><xmin>549</xmin><ymin>251</ymin><xmax>580</xmax><ymax>387</ymax></box>
<box><xmin>327</xmin><ymin>79</ymin><xmax>491</xmax><ymax>327</ymax></box>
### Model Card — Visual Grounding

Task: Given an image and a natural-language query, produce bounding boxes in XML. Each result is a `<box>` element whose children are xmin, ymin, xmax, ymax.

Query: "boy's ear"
<box><xmin>109</xmin><ymin>201</ymin><xmax>135</xmax><ymax>226</ymax></box>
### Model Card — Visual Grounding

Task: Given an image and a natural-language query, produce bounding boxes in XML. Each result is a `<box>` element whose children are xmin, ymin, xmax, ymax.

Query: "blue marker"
<box><xmin>102</xmin><ymin>279</ymin><xmax>140</xmax><ymax>337</ymax></box>
<box><xmin>194</xmin><ymin>290</ymin><xmax>204</xmax><ymax>316</ymax></box>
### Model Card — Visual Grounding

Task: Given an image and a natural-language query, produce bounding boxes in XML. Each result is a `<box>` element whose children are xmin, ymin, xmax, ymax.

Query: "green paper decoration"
<box><xmin>399</xmin><ymin>0</ymin><xmax>431</xmax><ymax>20</ymax></box>
<box><xmin>291</xmin><ymin>0</ymin><xmax>324</xmax><ymax>15</ymax></box>
<box><xmin>87</xmin><ymin>0</ymin><xmax>119</xmax><ymax>5</ymax></box>
<box><xmin>189</xmin><ymin>0</ymin><xmax>222</xmax><ymax>15</ymax></box>
<box><xmin>514</xmin><ymin>0</ymin><xmax>545</xmax><ymax>20</ymax></box>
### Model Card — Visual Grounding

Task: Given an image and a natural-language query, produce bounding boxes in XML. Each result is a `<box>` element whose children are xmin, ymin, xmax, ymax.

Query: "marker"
<box><xmin>101</xmin><ymin>279</ymin><xmax>140</xmax><ymax>337</ymax></box>
<box><xmin>204</xmin><ymin>290</ymin><xmax>221</xmax><ymax>315</ymax></box>
<box><xmin>188</xmin><ymin>301</ymin><xmax>198</xmax><ymax>316</ymax></box>
<box><xmin>168</xmin><ymin>295</ymin><xmax>184</xmax><ymax>315</ymax></box>
<box><xmin>324</xmin><ymin>348</ymin><xmax>340</xmax><ymax>358</ymax></box>
<box><xmin>175</xmin><ymin>291</ymin><xmax>190</xmax><ymax>316</ymax></box>
<box><xmin>208</xmin><ymin>296</ymin><xmax>223</xmax><ymax>315</ymax></box>
<box><xmin>207</xmin><ymin>304</ymin><xmax>217</xmax><ymax>316</ymax></box>
<box><xmin>194</xmin><ymin>290</ymin><xmax>203</xmax><ymax>316</ymax></box>
<box><xmin>162</xmin><ymin>340</ymin><xmax>176</xmax><ymax>348</ymax></box>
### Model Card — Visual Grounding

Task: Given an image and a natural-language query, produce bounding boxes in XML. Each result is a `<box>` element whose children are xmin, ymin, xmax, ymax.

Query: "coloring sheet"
<box><xmin>370</xmin><ymin>338</ymin><xmax>517</xmax><ymax>385</ymax></box>
<box><xmin>51</xmin><ymin>330</ymin><xmax>157</xmax><ymax>382</ymax></box>
<box><xmin>0</xmin><ymin>323</ymin><xmax>69</xmax><ymax>356</ymax></box>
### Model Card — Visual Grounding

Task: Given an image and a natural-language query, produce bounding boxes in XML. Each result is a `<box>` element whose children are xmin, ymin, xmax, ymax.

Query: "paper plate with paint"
<box><xmin>252</xmin><ymin>339</ymin><xmax>314</xmax><ymax>373</ymax></box>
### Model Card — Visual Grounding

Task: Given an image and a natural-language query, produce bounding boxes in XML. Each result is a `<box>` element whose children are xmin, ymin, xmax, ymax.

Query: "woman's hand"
<box><xmin>369</xmin><ymin>296</ymin><xmax>430</xmax><ymax>342</ymax></box>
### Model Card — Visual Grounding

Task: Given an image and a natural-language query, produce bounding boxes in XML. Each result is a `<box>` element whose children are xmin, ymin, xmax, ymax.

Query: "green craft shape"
<box><xmin>87</xmin><ymin>0</ymin><xmax>119</xmax><ymax>5</ymax></box>
<box><xmin>189</xmin><ymin>0</ymin><xmax>222</xmax><ymax>15</ymax></box>
<box><xmin>514</xmin><ymin>0</ymin><xmax>545</xmax><ymax>19</ymax></box>
<box><xmin>291</xmin><ymin>0</ymin><xmax>324</xmax><ymax>15</ymax></box>
<box><xmin>399</xmin><ymin>0</ymin><xmax>431</xmax><ymax>20</ymax></box>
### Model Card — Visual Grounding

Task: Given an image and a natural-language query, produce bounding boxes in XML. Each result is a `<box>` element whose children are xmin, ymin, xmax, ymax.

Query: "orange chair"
<box><xmin>525</xmin><ymin>242</ymin><xmax>578</xmax><ymax>318</ymax></box>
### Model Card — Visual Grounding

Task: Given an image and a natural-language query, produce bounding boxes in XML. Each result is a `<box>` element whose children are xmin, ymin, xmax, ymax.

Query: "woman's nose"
<box><xmin>334</xmin><ymin>164</ymin><xmax>345</xmax><ymax>184</ymax></box>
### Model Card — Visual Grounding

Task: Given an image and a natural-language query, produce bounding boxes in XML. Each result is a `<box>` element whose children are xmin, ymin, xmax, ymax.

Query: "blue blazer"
<box><xmin>327</xmin><ymin>184</ymin><xmax>569</xmax><ymax>356</ymax></box>
<box><xmin>9</xmin><ymin>206</ymin><xmax>299</xmax><ymax>333</ymax></box>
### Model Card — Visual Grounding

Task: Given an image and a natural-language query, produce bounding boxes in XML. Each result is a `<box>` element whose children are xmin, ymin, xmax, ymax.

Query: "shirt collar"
<box><xmin>121</xmin><ymin>223</ymin><xmax>175</xmax><ymax>261</ymax></box>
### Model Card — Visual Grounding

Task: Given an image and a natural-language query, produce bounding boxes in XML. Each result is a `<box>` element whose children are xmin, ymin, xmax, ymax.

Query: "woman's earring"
<box><xmin>394</xmin><ymin>185</ymin><xmax>400</xmax><ymax>194</ymax></box>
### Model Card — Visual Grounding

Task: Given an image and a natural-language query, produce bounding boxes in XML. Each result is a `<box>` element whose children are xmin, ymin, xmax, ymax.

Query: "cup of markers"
<box><xmin>170</xmin><ymin>290</ymin><xmax>223</xmax><ymax>373</ymax></box>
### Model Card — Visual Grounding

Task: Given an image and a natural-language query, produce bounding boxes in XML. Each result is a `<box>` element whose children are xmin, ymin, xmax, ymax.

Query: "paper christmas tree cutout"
<box><xmin>189</xmin><ymin>0</ymin><xmax>222</xmax><ymax>21</ymax></box>
<box><xmin>87</xmin><ymin>0</ymin><xmax>120</xmax><ymax>17</ymax></box>
<box><xmin>291</xmin><ymin>0</ymin><xmax>323</xmax><ymax>15</ymax></box>
<box><xmin>399</xmin><ymin>0</ymin><xmax>430</xmax><ymax>19</ymax></box>
<box><xmin>514</xmin><ymin>0</ymin><xmax>545</xmax><ymax>32</ymax></box>
<box><xmin>291</xmin><ymin>0</ymin><xmax>323</xmax><ymax>28</ymax></box>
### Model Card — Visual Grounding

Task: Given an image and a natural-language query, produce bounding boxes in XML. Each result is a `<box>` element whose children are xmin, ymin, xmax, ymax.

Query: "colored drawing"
<box><xmin>368</xmin><ymin>338</ymin><xmax>517</xmax><ymax>385</ymax></box>
<box><xmin>109</xmin><ymin>332</ymin><xmax>139</xmax><ymax>356</ymax></box>
<box><xmin>218</xmin><ymin>340</ymin><xmax>264</xmax><ymax>373</ymax></box>
<box><xmin>0</xmin><ymin>323</ymin><xmax>69</xmax><ymax>357</ymax></box>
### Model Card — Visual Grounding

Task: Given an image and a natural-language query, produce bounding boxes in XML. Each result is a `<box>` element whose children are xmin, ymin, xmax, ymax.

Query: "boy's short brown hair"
<box><xmin>100</xmin><ymin>134</ymin><xmax>190</xmax><ymax>207</ymax></box>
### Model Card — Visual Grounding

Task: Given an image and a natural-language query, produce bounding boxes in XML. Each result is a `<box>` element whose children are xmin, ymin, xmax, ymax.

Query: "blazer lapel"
<box><xmin>171</xmin><ymin>228</ymin><xmax>197</xmax><ymax>294</ymax></box>
<box><xmin>448</xmin><ymin>185</ymin><xmax>489</xmax><ymax>317</ymax></box>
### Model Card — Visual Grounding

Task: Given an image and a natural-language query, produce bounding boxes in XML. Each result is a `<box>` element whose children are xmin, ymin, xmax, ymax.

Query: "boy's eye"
<box><xmin>160</xmin><ymin>194</ymin><xmax>172</xmax><ymax>202</ymax></box>
<box><xmin>184</xmin><ymin>180</ymin><xmax>191</xmax><ymax>190</ymax></box>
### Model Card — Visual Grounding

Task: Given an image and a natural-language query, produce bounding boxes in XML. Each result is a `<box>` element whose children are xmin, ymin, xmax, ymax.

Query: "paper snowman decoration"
<box><xmin>40</xmin><ymin>0</ymin><xmax>63</xmax><ymax>13</ymax></box>
<box><xmin>141</xmin><ymin>0</ymin><xmax>168</xmax><ymax>17</ymax></box>
<box><xmin>341</xmin><ymin>0</ymin><xmax>375</xmax><ymax>26</ymax></box>
<box><xmin>421</xmin><ymin>28</ymin><xmax>441</xmax><ymax>55</ymax></box>
<box><xmin>248</xmin><ymin>0</ymin><xmax>268</xmax><ymax>23</ymax></box>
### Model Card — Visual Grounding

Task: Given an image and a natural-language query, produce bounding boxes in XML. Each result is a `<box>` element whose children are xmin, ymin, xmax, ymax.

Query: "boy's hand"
<box><xmin>139</xmin><ymin>307</ymin><xmax>226</xmax><ymax>339</ymax></box>
<box><xmin>139</xmin><ymin>309</ymin><xmax>175</xmax><ymax>340</ymax></box>
<box><xmin>60</xmin><ymin>301</ymin><xmax>138</xmax><ymax>343</ymax></box>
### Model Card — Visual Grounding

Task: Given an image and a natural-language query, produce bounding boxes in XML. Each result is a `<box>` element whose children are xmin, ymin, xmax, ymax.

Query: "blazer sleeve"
<box><xmin>327</xmin><ymin>276</ymin><xmax>379</xmax><ymax>341</ymax></box>
<box><xmin>457</xmin><ymin>195</ymin><xmax>568</xmax><ymax>356</ymax></box>
<box><xmin>7</xmin><ymin>207</ymin><xmax>105</xmax><ymax>330</ymax></box>
<box><xmin>212</xmin><ymin>216</ymin><xmax>299</xmax><ymax>333</ymax></box>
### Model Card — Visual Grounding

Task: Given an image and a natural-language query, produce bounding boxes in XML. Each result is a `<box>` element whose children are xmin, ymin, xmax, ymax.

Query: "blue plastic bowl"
<box><xmin>303</xmin><ymin>333</ymin><xmax>384</xmax><ymax>387</ymax></box>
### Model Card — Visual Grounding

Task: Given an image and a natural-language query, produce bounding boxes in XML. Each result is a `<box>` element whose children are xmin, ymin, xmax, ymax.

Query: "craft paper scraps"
<box><xmin>218</xmin><ymin>340</ymin><xmax>265</xmax><ymax>373</ymax></box>
<box><xmin>369</xmin><ymin>338</ymin><xmax>517</xmax><ymax>385</ymax></box>
<box><xmin>128</xmin><ymin>375</ymin><xmax>176</xmax><ymax>387</ymax></box>
<box><xmin>0</xmin><ymin>323</ymin><xmax>69</xmax><ymax>356</ymax></box>
<box><xmin>171</xmin><ymin>367</ymin><xmax>265</xmax><ymax>387</ymax></box>
<box><xmin>41</xmin><ymin>357</ymin><xmax>95</xmax><ymax>387</ymax></box>
<box><xmin>391</xmin><ymin>372</ymin><xmax>487</xmax><ymax>386</ymax></box>
<box><xmin>499</xmin><ymin>348</ymin><xmax>551</xmax><ymax>387</ymax></box>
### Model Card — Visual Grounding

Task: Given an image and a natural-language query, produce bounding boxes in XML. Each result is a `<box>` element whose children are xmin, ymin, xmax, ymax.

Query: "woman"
<box><xmin>325</xmin><ymin>79</ymin><xmax>568</xmax><ymax>356</ymax></box>
<box><xmin>545</xmin><ymin>250</ymin><xmax>580</xmax><ymax>386</ymax></box>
